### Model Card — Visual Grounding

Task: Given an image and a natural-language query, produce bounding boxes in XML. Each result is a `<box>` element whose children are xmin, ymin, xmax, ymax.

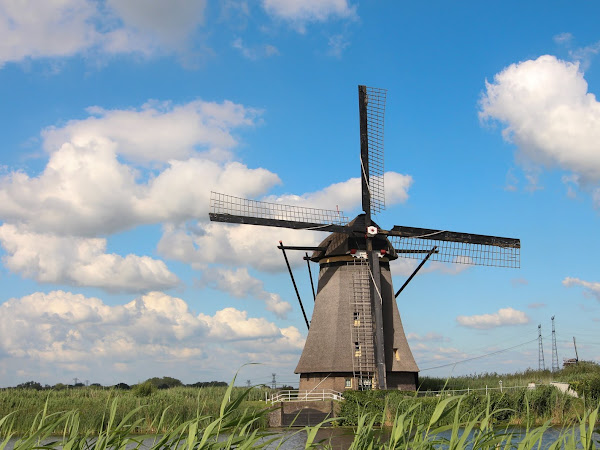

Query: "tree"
<box><xmin>187</xmin><ymin>381</ymin><xmax>228</xmax><ymax>388</ymax></box>
<box><xmin>145</xmin><ymin>376</ymin><xmax>183</xmax><ymax>389</ymax></box>
<box><xmin>16</xmin><ymin>381</ymin><xmax>42</xmax><ymax>390</ymax></box>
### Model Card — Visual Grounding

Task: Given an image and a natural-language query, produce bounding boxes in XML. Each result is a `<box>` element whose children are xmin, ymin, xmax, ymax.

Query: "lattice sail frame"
<box><xmin>210</xmin><ymin>191</ymin><xmax>349</xmax><ymax>226</ymax></box>
<box><xmin>390</xmin><ymin>235</ymin><xmax>520</xmax><ymax>268</ymax></box>
<box><xmin>366</xmin><ymin>86</ymin><xmax>386</xmax><ymax>214</ymax></box>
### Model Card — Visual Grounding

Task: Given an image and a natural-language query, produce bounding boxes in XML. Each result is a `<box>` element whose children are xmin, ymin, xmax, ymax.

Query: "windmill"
<box><xmin>209</xmin><ymin>85</ymin><xmax>520</xmax><ymax>391</ymax></box>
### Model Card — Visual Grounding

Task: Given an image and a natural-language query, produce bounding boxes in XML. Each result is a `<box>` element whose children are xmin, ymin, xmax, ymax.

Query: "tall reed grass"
<box><xmin>0</xmin><ymin>385</ymin><xmax>271</xmax><ymax>435</ymax></box>
<box><xmin>339</xmin><ymin>385</ymin><xmax>590</xmax><ymax>427</ymax></box>
<box><xmin>1</xmin><ymin>381</ymin><xmax>598</xmax><ymax>449</ymax></box>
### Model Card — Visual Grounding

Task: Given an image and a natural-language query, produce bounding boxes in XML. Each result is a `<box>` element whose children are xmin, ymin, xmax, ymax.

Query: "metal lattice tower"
<box><xmin>271</xmin><ymin>373</ymin><xmax>276</xmax><ymax>389</ymax></box>
<box><xmin>349</xmin><ymin>260</ymin><xmax>375</xmax><ymax>389</ymax></box>
<box><xmin>538</xmin><ymin>324</ymin><xmax>545</xmax><ymax>371</ymax></box>
<box><xmin>551</xmin><ymin>316</ymin><xmax>559</xmax><ymax>372</ymax></box>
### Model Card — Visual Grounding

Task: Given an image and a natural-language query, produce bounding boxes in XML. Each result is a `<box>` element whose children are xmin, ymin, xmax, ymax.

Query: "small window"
<box><xmin>345</xmin><ymin>378</ymin><xmax>352</xmax><ymax>389</ymax></box>
<box><xmin>354</xmin><ymin>341</ymin><xmax>361</xmax><ymax>357</ymax></box>
<box><xmin>353</xmin><ymin>311</ymin><xmax>360</xmax><ymax>326</ymax></box>
<box><xmin>394</xmin><ymin>348</ymin><xmax>400</xmax><ymax>361</ymax></box>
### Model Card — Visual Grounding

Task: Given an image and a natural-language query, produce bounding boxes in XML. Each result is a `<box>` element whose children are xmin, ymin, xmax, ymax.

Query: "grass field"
<box><xmin>0</xmin><ymin>382</ymin><xmax>598</xmax><ymax>449</ymax></box>
<box><xmin>0</xmin><ymin>385</ymin><xmax>273</xmax><ymax>436</ymax></box>
<box><xmin>1</xmin><ymin>364</ymin><xmax>599</xmax><ymax>447</ymax></box>
<box><xmin>419</xmin><ymin>361</ymin><xmax>600</xmax><ymax>398</ymax></box>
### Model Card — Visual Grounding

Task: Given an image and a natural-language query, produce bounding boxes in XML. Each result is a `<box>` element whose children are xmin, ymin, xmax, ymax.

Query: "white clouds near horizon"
<box><xmin>456</xmin><ymin>307</ymin><xmax>530</xmax><ymax>329</ymax></box>
<box><xmin>0</xmin><ymin>290</ymin><xmax>304</xmax><ymax>385</ymax></box>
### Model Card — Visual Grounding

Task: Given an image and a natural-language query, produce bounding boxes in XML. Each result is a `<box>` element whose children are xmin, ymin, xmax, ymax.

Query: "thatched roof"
<box><xmin>295</xmin><ymin>261</ymin><xmax>418</xmax><ymax>375</ymax></box>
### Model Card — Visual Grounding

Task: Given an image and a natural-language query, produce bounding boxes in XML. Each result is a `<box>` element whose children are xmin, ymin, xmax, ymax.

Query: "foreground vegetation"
<box><xmin>0</xmin><ymin>385</ymin><xmax>272</xmax><ymax>436</ymax></box>
<box><xmin>1</xmin><ymin>364</ymin><xmax>599</xmax><ymax>447</ymax></box>
<box><xmin>418</xmin><ymin>361</ymin><xmax>600</xmax><ymax>402</ymax></box>
<box><xmin>340</xmin><ymin>385</ymin><xmax>594</xmax><ymax>427</ymax></box>
<box><xmin>0</xmin><ymin>381</ymin><xmax>598</xmax><ymax>449</ymax></box>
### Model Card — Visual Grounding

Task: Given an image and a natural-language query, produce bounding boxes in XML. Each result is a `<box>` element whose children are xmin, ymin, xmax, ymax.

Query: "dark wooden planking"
<box><xmin>387</xmin><ymin>225</ymin><xmax>520</xmax><ymax>248</ymax></box>
<box><xmin>359</xmin><ymin>85</ymin><xmax>371</xmax><ymax>219</ymax></box>
<box><xmin>209</xmin><ymin>213</ymin><xmax>352</xmax><ymax>234</ymax></box>
<box><xmin>277</xmin><ymin>245</ymin><xmax>328</xmax><ymax>252</ymax></box>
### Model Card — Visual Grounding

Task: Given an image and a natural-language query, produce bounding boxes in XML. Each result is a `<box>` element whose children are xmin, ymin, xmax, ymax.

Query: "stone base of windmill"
<box><xmin>268</xmin><ymin>400</ymin><xmax>340</xmax><ymax>427</ymax></box>
<box><xmin>298</xmin><ymin>372</ymin><xmax>418</xmax><ymax>392</ymax></box>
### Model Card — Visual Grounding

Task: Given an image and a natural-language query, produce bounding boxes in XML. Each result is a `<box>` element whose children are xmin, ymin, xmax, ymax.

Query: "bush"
<box><xmin>16</xmin><ymin>381</ymin><xmax>43</xmax><ymax>390</ymax></box>
<box><xmin>570</xmin><ymin>373</ymin><xmax>600</xmax><ymax>404</ymax></box>
<box><xmin>133</xmin><ymin>381</ymin><xmax>156</xmax><ymax>397</ymax></box>
<box><xmin>526</xmin><ymin>385</ymin><xmax>554</xmax><ymax>417</ymax></box>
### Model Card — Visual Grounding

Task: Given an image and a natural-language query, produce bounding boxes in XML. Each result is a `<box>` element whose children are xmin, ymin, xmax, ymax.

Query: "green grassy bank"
<box><xmin>340</xmin><ymin>385</ymin><xmax>591</xmax><ymax>427</ymax></box>
<box><xmin>0</xmin><ymin>385</ymin><xmax>272</xmax><ymax>435</ymax></box>
<box><xmin>0</xmin><ymin>384</ymin><xmax>598</xmax><ymax>449</ymax></box>
<box><xmin>418</xmin><ymin>361</ymin><xmax>600</xmax><ymax>401</ymax></box>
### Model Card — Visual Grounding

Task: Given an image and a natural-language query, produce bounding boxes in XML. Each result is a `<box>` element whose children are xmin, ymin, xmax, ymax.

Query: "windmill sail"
<box><xmin>359</xmin><ymin>85</ymin><xmax>387</xmax><ymax>217</ymax></box>
<box><xmin>388</xmin><ymin>225</ymin><xmax>520</xmax><ymax>268</ymax></box>
<box><xmin>209</xmin><ymin>191</ymin><xmax>349</xmax><ymax>232</ymax></box>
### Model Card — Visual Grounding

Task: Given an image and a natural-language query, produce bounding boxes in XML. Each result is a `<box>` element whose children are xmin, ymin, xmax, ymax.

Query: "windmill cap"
<box><xmin>310</xmin><ymin>213</ymin><xmax>398</xmax><ymax>262</ymax></box>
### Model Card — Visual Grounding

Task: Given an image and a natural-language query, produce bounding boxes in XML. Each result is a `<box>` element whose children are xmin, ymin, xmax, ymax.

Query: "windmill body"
<box><xmin>295</xmin><ymin>214</ymin><xmax>419</xmax><ymax>391</ymax></box>
<box><xmin>209</xmin><ymin>85</ymin><xmax>520</xmax><ymax>391</ymax></box>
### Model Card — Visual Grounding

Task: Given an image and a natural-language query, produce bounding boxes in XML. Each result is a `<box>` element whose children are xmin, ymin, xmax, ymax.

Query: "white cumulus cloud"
<box><xmin>0</xmin><ymin>0</ymin><xmax>98</xmax><ymax>65</ymax></box>
<box><xmin>0</xmin><ymin>224</ymin><xmax>178</xmax><ymax>292</ymax></box>
<box><xmin>0</xmin><ymin>0</ymin><xmax>208</xmax><ymax>66</ymax></box>
<box><xmin>480</xmin><ymin>55</ymin><xmax>600</xmax><ymax>185</ymax></box>
<box><xmin>199</xmin><ymin>267</ymin><xmax>292</xmax><ymax>318</ymax></box>
<box><xmin>456</xmin><ymin>307</ymin><xmax>530</xmax><ymax>329</ymax></box>
<box><xmin>158</xmin><ymin>171</ymin><xmax>412</xmax><ymax>272</ymax></box>
<box><xmin>0</xmin><ymin>290</ymin><xmax>304</xmax><ymax>385</ymax></box>
<box><xmin>0</xmin><ymin>100</ymin><xmax>279</xmax><ymax>236</ymax></box>
<box><xmin>563</xmin><ymin>277</ymin><xmax>600</xmax><ymax>301</ymax></box>
<box><xmin>262</xmin><ymin>0</ymin><xmax>356</xmax><ymax>31</ymax></box>
<box><xmin>42</xmin><ymin>99</ymin><xmax>258</xmax><ymax>164</ymax></box>
<box><xmin>104</xmin><ymin>0</ymin><xmax>207</xmax><ymax>50</ymax></box>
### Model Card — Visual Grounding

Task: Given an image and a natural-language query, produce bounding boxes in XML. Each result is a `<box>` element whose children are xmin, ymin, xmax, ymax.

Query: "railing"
<box><xmin>417</xmin><ymin>385</ymin><xmax>529</xmax><ymax>396</ymax></box>
<box><xmin>269</xmin><ymin>389</ymin><xmax>343</xmax><ymax>404</ymax></box>
<box><xmin>416</xmin><ymin>382</ymin><xmax>578</xmax><ymax>397</ymax></box>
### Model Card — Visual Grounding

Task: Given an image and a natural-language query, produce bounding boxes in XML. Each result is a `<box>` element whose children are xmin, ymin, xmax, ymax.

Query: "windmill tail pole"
<box><xmin>304</xmin><ymin>252</ymin><xmax>317</xmax><ymax>302</ymax></box>
<box><xmin>395</xmin><ymin>247</ymin><xmax>437</xmax><ymax>298</ymax></box>
<box><xmin>278</xmin><ymin>241</ymin><xmax>310</xmax><ymax>330</ymax></box>
<box><xmin>573</xmin><ymin>337</ymin><xmax>579</xmax><ymax>362</ymax></box>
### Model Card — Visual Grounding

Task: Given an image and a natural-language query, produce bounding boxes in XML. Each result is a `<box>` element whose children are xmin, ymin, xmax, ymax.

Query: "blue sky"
<box><xmin>0</xmin><ymin>0</ymin><xmax>599</xmax><ymax>387</ymax></box>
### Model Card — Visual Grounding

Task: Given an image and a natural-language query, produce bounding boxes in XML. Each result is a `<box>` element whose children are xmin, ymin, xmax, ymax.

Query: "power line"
<box><xmin>420</xmin><ymin>338</ymin><xmax>538</xmax><ymax>372</ymax></box>
<box><xmin>417</xmin><ymin>328</ymin><xmax>539</xmax><ymax>366</ymax></box>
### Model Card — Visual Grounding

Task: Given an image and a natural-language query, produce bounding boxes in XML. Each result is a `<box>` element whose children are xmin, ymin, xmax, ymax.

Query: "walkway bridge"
<box><xmin>267</xmin><ymin>390</ymin><xmax>344</xmax><ymax>427</ymax></box>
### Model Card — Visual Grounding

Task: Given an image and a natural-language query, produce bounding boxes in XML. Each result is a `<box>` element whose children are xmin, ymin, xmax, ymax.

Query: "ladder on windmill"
<box><xmin>350</xmin><ymin>259</ymin><xmax>376</xmax><ymax>389</ymax></box>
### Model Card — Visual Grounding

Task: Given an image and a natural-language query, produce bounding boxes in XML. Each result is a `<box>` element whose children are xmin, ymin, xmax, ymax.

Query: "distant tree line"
<box><xmin>8</xmin><ymin>377</ymin><xmax>228</xmax><ymax>390</ymax></box>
